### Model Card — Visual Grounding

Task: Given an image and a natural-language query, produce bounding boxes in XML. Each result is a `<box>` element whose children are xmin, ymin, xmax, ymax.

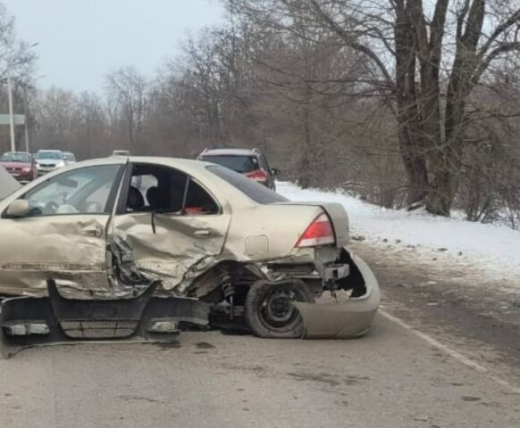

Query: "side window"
<box><xmin>23</xmin><ymin>165</ymin><xmax>121</xmax><ymax>216</ymax></box>
<box><xmin>126</xmin><ymin>166</ymin><xmax>186</xmax><ymax>213</ymax></box>
<box><xmin>207</xmin><ymin>165</ymin><xmax>288</xmax><ymax>204</ymax></box>
<box><xmin>125</xmin><ymin>164</ymin><xmax>218</xmax><ymax>215</ymax></box>
<box><xmin>184</xmin><ymin>179</ymin><xmax>219</xmax><ymax>215</ymax></box>
<box><xmin>85</xmin><ymin>182</ymin><xmax>114</xmax><ymax>213</ymax></box>
<box><xmin>261</xmin><ymin>155</ymin><xmax>271</xmax><ymax>172</ymax></box>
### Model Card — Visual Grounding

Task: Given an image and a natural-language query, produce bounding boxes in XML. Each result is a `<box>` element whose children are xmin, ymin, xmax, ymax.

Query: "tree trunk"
<box><xmin>426</xmin><ymin>0</ymin><xmax>486</xmax><ymax>215</ymax></box>
<box><xmin>394</xmin><ymin>0</ymin><xmax>429</xmax><ymax>204</ymax></box>
<box><xmin>299</xmin><ymin>91</ymin><xmax>312</xmax><ymax>189</ymax></box>
<box><xmin>426</xmin><ymin>85</ymin><xmax>466</xmax><ymax>215</ymax></box>
<box><xmin>398</xmin><ymin>112</ymin><xmax>429</xmax><ymax>204</ymax></box>
<box><xmin>424</xmin><ymin>144</ymin><xmax>464</xmax><ymax>215</ymax></box>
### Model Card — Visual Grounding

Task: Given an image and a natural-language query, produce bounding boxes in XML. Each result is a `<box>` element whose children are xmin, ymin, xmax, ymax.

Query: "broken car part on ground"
<box><xmin>0</xmin><ymin>157</ymin><xmax>379</xmax><ymax>356</ymax></box>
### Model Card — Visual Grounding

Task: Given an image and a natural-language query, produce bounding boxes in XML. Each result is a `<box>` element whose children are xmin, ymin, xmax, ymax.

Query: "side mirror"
<box><xmin>272</xmin><ymin>168</ymin><xmax>280</xmax><ymax>176</ymax></box>
<box><xmin>6</xmin><ymin>199</ymin><xmax>30</xmax><ymax>218</ymax></box>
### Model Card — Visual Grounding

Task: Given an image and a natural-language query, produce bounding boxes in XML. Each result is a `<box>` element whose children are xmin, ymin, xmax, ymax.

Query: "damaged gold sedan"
<box><xmin>0</xmin><ymin>157</ymin><xmax>379</xmax><ymax>355</ymax></box>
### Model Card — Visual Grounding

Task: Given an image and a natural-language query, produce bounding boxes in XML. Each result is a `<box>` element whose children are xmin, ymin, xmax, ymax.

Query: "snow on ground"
<box><xmin>278</xmin><ymin>181</ymin><xmax>520</xmax><ymax>293</ymax></box>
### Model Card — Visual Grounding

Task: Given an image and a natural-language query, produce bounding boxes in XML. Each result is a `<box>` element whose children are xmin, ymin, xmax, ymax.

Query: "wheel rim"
<box><xmin>258</xmin><ymin>285</ymin><xmax>302</xmax><ymax>331</ymax></box>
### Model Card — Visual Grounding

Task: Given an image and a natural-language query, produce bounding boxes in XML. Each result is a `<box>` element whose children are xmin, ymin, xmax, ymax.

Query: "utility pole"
<box><xmin>7</xmin><ymin>73</ymin><xmax>16</xmax><ymax>152</ymax></box>
<box><xmin>22</xmin><ymin>85</ymin><xmax>29</xmax><ymax>152</ymax></box>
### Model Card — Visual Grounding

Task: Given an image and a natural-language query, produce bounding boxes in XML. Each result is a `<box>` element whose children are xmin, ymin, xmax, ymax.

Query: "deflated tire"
<box><xmin>245</xmin><ymin>279</ymin><xmax>314</xmax><ymax>338</ymax></box>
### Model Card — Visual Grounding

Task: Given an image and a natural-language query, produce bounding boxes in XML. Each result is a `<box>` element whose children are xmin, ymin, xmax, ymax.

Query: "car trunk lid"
<box><xmin>274</xmin><ymin>201</ymin><xmax>349</xmax><ymax>247</ymax></box>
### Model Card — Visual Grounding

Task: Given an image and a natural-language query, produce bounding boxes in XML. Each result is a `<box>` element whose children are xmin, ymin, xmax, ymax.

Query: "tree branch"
<box><xmin>478</xmin><ymin>8</ymin><xmax>520</xmax><ymax>58</ymax></box>
<box><xmin>308</xmin><ymin>0</ymin><xmax>395</xmax><ymax>91</ymax></box>
<box><xmin>473</xmin><ymin>41</ymin><xmax>520</xmax><ymax>84</ymax></box>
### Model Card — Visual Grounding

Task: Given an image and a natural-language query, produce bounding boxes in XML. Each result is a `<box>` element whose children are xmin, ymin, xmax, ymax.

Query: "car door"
<box><xmin>110</xmin><ymin>162</ymin><xmax>231</xmax><ymax>294</ymax></box>
<box><xmin>0</xmin><ymin>163</ymin><xmax>124</xmax><ymax>299</ymax></box>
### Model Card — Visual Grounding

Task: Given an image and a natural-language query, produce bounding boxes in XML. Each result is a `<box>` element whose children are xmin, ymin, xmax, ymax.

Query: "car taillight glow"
<box><xmin>296</xmin><ymin>213</ymin><xmax>335</xmax><ymax>247</ymax></box>
<box><xmin>246</xmin><ymin>169</ymin><xmax>268</xmax><ymax>182</ymax></box>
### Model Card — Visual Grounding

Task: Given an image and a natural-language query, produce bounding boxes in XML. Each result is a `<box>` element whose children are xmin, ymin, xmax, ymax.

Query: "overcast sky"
<box><xmin>3</xmin><ymin>0</ymin><xmax>225</xmax><ymax>93</ymax></box>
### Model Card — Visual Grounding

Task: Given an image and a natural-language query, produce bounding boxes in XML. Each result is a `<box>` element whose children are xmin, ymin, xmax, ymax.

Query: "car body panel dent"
<box><xmin>0</xmin><ymin>215</ymin><xmax>111</xmax><ymax>298</ymax></box>
<box><xmin>111</xmin><ymin>211</ymin><xmax>231</xmax><ymax>292</ymax></box>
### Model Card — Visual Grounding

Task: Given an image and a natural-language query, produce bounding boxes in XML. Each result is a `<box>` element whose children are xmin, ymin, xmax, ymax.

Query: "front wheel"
<box><xmin>245</xmin><ymin>280</ymin><xmax>314</xmax><ymax>338</ymax></box>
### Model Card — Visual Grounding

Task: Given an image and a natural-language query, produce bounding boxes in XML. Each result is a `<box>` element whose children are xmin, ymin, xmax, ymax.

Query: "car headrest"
<box><xmin>127</xmin><ymin>186</ymin><xmax>144</xmax><ymax>210</ymax></box>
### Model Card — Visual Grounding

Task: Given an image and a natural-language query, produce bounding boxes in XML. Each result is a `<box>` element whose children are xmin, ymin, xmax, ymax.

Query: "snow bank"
<box><xmin>278</xmin><ymin>181</ymin><xmax>520</xmax><ymax>290</ymax></box>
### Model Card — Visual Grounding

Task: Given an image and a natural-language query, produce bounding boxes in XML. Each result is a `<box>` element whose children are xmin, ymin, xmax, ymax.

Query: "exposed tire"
<box><xmin>245</xmin><ymin>279</ymin><xmax>314</xmax><ymax>338</ymax></box>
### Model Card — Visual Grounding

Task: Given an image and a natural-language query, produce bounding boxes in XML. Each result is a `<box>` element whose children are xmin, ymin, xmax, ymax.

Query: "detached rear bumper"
<box><xmin>294</xmin><ymin>252</ymin><xmax>380</xmax><ymax>339</ymax></box>
<box><xmin>0</xmin><ymin>280</ymin><xmax>209</xmax><ymax>358</ymax></box>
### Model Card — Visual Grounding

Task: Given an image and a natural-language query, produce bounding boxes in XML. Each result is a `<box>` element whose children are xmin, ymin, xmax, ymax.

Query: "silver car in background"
<box><xmin>34</xmin><ymin>150</ymin><xmax>66</xmax><ymax>176</ymax></box>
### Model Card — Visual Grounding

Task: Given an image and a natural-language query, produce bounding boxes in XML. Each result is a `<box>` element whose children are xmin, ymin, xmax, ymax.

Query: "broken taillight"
<box><xmin>246</xmin><ymin>169</ymin><xmax>268</xmax><ymax>183</ymax></box>
<box><xmin>296</xmin><ymin>213</ymin><xmax>335</xmax><ymax>247</ymax></box>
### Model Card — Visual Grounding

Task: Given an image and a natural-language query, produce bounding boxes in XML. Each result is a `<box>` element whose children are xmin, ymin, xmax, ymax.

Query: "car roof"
<box><xmin>27</xmin><ymin>156</ymin><xmax>246</xmax><ymax>173</ymax></box>
<box><xmin>201</xmin><ymin>148</ymin><xmax>259</xmax><ymax>157</ymax></box>
<box><xmin>129</xmin><ymin>156</ymin><xmax>213</xmax><ymax>170</ymax></box>
<box><xmin>37</xmin><ymin>149</ymin><xmax>63</xmax><ymax>153</ymax></box>
<box><xmin>69</xmin><ymin>156</ymin><xmax>240</xmax><ymax>185</ymax></box>
<box><xmin>70</xmin><ymin>156</ymin><xmax>209</xmax><ymax>168</ymax></box>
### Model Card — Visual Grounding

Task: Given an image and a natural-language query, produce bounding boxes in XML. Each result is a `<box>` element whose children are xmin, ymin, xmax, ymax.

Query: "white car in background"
<box><xmin>34</xmin><ymin>150</ymin><xmax>66</xmax><ymax>176</ymax></box>
<box><xmin>63</xmin><ymin>152</ymin><xmax>76</xmax><ymax>165</ymax></box>
<box><xmin>111</xmin><ymin>150</ymin><xmax>131</xmax><ymax>157</ymax></box>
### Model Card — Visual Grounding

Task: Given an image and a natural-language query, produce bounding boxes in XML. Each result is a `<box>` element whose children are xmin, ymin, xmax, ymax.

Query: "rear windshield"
<box><xmin>200</xmin><ymin>155</ymin><xmax>259</xmax><ymax>173</ymax></box>
<box><xmin>207</xmin><ymin>165</ymin><xmax>287</xmax><ymax>204</ymax></box>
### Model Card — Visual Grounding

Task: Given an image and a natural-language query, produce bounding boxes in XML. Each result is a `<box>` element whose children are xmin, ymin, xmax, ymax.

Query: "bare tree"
<box><xmin>19</xmin><ymin>0</ymin><xmax>520</xmax><ymax>227</ymax></box>
<box><xmin>105</xmin><ymin>66</ymin><xmax>148</xmax><ymax>153</ymax></box>
<box><xmin>74</xmin><ymin>92</ymin><xmax>110</xmax><ymax>158</ymax></box>
<box><xmin>230</xmin><ymin>0</ymin><xmax>520</xmax><ymax>216</ymax></box>
<box><xmin>0</xmin><ymin>4</ymin><xmax>37</xmax><ymax>152</ymax></box>
<box><xmin>32</xmin><ymin>87</ymin><xmax>78</xmax><ymax>151</ymax></box>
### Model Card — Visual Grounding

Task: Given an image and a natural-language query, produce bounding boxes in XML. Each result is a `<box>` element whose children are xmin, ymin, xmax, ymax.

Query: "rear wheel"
<box><xmin>245</xmin><ymin>280</ymin><xmax>314</xmax><ymax>338</ymax></box>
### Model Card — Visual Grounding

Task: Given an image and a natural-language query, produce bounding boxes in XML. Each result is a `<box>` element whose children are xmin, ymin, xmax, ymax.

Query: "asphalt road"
<box><xmin>2</xmin><ymin>241</ymin><xmax>520</xmax><ymax>427</ymax></box>
<box><xmin>1</xmin><ymin>311</ymin><xmax>519</xmax><ymax>428</ymax></box>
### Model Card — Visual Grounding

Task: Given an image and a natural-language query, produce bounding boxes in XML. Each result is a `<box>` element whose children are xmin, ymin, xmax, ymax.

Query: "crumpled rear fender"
<box><xmin>294</xmin><ymin>251</ymin><xmax>380</xmax><ymax>339</ymax></box>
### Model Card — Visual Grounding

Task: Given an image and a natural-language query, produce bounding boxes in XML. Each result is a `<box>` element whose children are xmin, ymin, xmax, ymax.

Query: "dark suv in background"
<box><xmin>198</xmin><ymin>148</ymin><xmax>278</xmax><ymax>190</ymax></box>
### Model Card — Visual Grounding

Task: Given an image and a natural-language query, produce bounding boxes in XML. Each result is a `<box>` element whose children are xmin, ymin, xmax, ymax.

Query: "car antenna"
<box><xmin>151</xmin><ymin>210</ymin><xmax>157</xmax><ymax>234</ymax></box>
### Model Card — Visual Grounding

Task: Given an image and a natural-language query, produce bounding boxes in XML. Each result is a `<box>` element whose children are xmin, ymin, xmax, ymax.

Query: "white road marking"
<box><xmin>379</xmin><ymin>309</ymin><xmax>520</xmax><ymax>394</ymax></box>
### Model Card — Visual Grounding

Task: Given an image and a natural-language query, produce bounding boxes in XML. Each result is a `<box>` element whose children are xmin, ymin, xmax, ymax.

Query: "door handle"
<box><xmin>194</xmin><ymin>229</ymin><xmax>211</xmax><ymax>237</ymax></box>
<box><xmin>82</xmin><ymin>225</ymin><xmax>104</xmax><ymax>238</ymax></box>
